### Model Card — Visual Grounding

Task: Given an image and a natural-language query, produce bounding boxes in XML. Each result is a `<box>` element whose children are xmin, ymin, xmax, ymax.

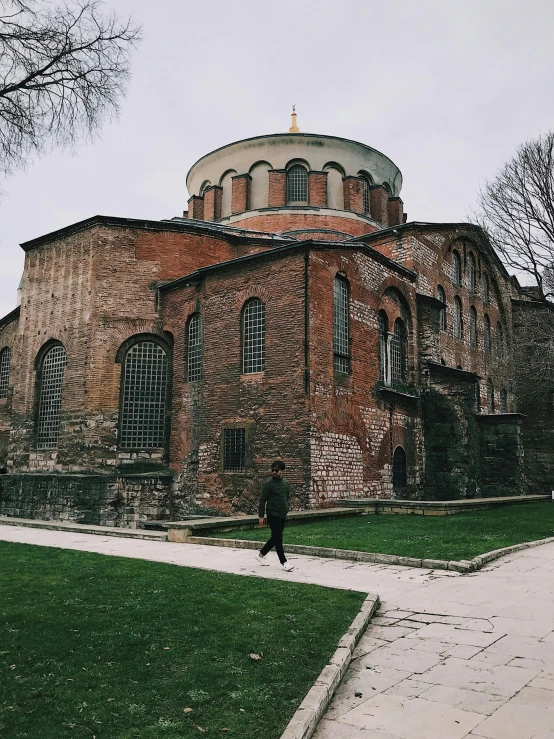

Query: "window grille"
<box><xmin>500</xmin><ymin>388</ymin><xmax>508</xmax><ymax>413</ymax></box>
<box><xmin>223</xmin><ymin>428</ymin><xmax>246</xmax><ymax>472</ymax></box>
<box><xmin>333</xmin><ymin>276</ymin><xmax>350</xmax><ymax>374</ymax></box>
<box><xmin>362</xmin><ymin>178</ymin><xmax>371</xmax><ymax>213</ymax></box>
<box><xmin>484</xmin><ymin>315</ymin><xmax>491</xmax><ymax>355</ymax></box>
<box><xmin>482</xmin><ymin>273</ymin><xmax>490</xmax><ymax>303</ymax></box>
<box><xmin>119</xmin><ymin>341</ymin><xmax>168</xmax><ymax>449</ymax></box>
<box><xmin>390</xmin><ymin>319</ymin><xmax>406</xmax><ymax>385</ymax></box>
<box><xmin>378</xmin><ymin>311</ymin><xmax>388</xmax><ymax>382</ymax></box>
<box><xmin>286</xmin><ymin>165</ymin><xmax>308</xmax><ymax>203</ymax></box>
<box><xmin>486</xmin><ymin>379</ymin><xmax>494</xmax><ymax>413</ymax></box>
<box><xmin>437</xmin><ymin>286</ymin><xmax>447</xmax><ymax>331</ymax></box>
<box><xmin>36</xmin><ymin>344</ymin><xmax>67</xmax><ymax>449</ymax></box>
<box><xmin>392</xmin><ymin>446</ymin><xmax>407</xmax><ymax>490</ymax></box>
<box><xmin>243</xmin><ymin>299</ymin><xmax>266</xmax><ymax>374</ymax></box>
<box><xmin>496</xmin><ymin>323</ymin><xmax>504</xmax><ymax>359</ymax></box>
<box><xmin>468</xmin><ymin>254</ymin><xmax>476</xmax><ymax>293</ymax></box>
<box><xmin>453</xmin><ymin>297</ymin><xmax>463</xmax><ymax>340</ymax></box>
<box><xmin>0</xmin><ymin>347</ymin><xmax>11</xmax><ymax>399</ymax></box>
<box><xmin>469</xmin><ymin>307</ymin><xmax>478</xmax><ymax>348</ymax></box>
<box><xmin>452</xmin><ymin>251</ymin><xmax>461</xmax><ymax>287</ymax></box>
<box><xmin>187</xmin><ymin>314</ymin><xmax>203</xmax><ymax>382</ymax></box>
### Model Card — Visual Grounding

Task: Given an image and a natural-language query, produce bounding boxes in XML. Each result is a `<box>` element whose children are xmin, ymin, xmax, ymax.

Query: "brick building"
<box><xmin>0</xmin><ymin>118</ymin><xmax>545</xmax><ymax>525</ymax></box>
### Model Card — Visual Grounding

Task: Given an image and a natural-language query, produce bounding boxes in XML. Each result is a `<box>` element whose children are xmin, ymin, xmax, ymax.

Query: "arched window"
<box><xmin>378</xmin><ymin>311</ymin><xmax>388</xmax><ymax>382</ymax></box>
<box><xmin>286</xmin><ymin>165</ymin><xmax>308</xmax><ymax>203</ymax></box>
<box><xmin>482</xmin><ymin>273</ymin><xmax>490</xmax><ymax>304</ymax></box>
<box><xmin>452</xmin><ymin>251</ymin><xmax>462</xmax><ymax>287</ymax></box>
<box><xmin>437</xmin><ymin>286</ymin><xmax>447</xmax><ymax>331</ymax></box>
<box><xmin>469</xmin><ymin>306</ymin><xmax>478</xmax><ymax>348</ymax></box>
<box><xmin>187</xmin><ymin>313</ymin><xmax>203</xmax><ymax>382</ymax></box>
<box><xmin>500</xmin><ymin>388</ymin><xmax>508</xmax><ymax>413</ymax></box>
<box><xmin>120</xmin><ymin>340</ymin><xmax>168</xmax><ymax>449</ymax></box>
<box><xmin>392</xmin><ymin>446</ymin><xmax>407</xmax><ymax>490</ymax></box>
<box><xmin>361</xmin><ymin>177</ymin><xmax>371</xmax><ymax>213</ymax></box>
<box><xmin>333</xmin><ymin>275</ymin><xmax>350</xmax><ymax>374</ymax></box>
<box><xmin>391</xmin><ymin>318</ymin><xmax>407</xmax><ymax>385</ymax></box>
<box><xmin>0</xmin><ymin>347</ymin><xmax>11</xmax><ymax>399</ymax></box>
<box><xmin>243</xmin><ymin>299</ymin><xmax>266</xmax><ymax>374</ymax></box>
<box><xmin>486</xmin><ymin>379</ymin><xmax>494</xmax><ymax>414</ymax></box>
<box><xmin>36</xmin><ymin>344</ymin><xmax>67</xmax><ymax>449</ymax></box>
<box><xmin>453</xmin><ymin>297</ymin><xmax>463</xmax><ymax>340</ymax></box>
<box><xmin>468</xmin><ymin>254</ymin><xmax>476</xmax><ymax>293</ymax></box>
<box><xmin>484</xmin><ymin>315</ymin><xmax>491</xmax><ymax>355</ymax></box>
<box><xmin>495</xmin><ymin>323</ymin><xmax>505</xmax><ymax>359</ymax></box>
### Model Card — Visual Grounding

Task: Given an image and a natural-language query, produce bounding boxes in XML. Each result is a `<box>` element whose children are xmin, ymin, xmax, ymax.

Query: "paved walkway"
<box><xmin>1</xmin><ymin>525</ymin><xmax>554</xmax><ymax>739</ymax></box>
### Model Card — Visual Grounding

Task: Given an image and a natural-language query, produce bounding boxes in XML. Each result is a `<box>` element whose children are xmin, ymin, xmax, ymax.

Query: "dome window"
<box><xmin>286</xmin><ymin>165</ymin><xmax>308</xmax><ymax>204</ymax></box>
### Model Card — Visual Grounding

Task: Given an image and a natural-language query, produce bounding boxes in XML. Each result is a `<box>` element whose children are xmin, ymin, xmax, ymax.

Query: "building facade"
<box><xmin>0</xmin><ymin>122</ymin><xmax>543</xmax><ymax>525</ymax></box>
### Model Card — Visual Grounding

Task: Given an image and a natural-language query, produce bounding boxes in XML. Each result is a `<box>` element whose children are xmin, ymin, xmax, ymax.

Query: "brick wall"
<box><xmin>224</xmin><ymin>212</ymin><xmax>378</xmax><ymax>239</ymax></box>
<box><xmin>308</xmin><ymin>172</ymin><xmax>328</xmax><ymax>207</ymax></box>
<box><xmin>268</xmin><ymin>170</ymin><xmax>286</xmax><ymax>207</ymax></box>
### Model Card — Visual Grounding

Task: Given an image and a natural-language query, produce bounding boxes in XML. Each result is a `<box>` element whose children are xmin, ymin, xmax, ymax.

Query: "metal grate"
<box><xmin>187</xmin><ymin>314</ymin><xmax>203</xmax><ymax>382</ymax></box>
<box><xmin>362</xmin><ymin>178</ymin><xmax>371</xmax><ymax>213</ymax></box>
<box><xmin>392</xmin><ymin>446</ymin><xmax>407</xmax><ymax>489</ymax></box>
<box><xmin>119</xmin><ymin>341</ymin><xmax>168</xmax><ymax>449</ymax></box>
<box><xmin>487</xmin><ymin>379</ymin><xmax>494</xmax><ymax>413</ymax></box>
<box><xmin>390</xmin><ymin>319</ymin><xmax>406</xmax><ymax>385</ymax></box>
<box><xmin>470</xmin><ymin>307</ymin><xmax>478</xmax><ymax>348</ymax></box>
<box><xmin>36</xmin><ymin>345</ymin><xmax>67</xmax><ymax>449</ymax></box>
<box><xmin>333</xmin><ymin>276</ymin><xmax>350</xmax><ymax>373</ymax></box>
<box><xmin>468</xmin><ymin>254</ymin><xmax>476</xmax><ymax>293</ymax></box>
<box><xmin>437</xmin><ymin>286</ymin><xmax>447</xmax><ymax>330</ymax></box>
<box><xmin>482</xmin><ymin>273</ymin><xmax>490</xmax><ymax>303</ymax></box>
<box><xmin>378</xmin><ymin>312</ymin><xmax>388</xmax><ymax>382</ymax></box>
<box><xmin>452</xmin><ymin>251</ymin><xmax>461</xmax><ymax>287</ymax></box>
<box><xmin>0</xmin><ymin>347</ymin><xmax>11</xmax><ymax>399</ymax></box>
<box><xmin>484</xmin><ymin>315</ymin><xmax>491</xmax><ymax>355</ymax></box>
<box><xmin>224</xmin><ymin>428</ymin><xmax>246</xmax><ymax>472</ymax></box>
<box><xmin>243</xmin><ymin>299</ymin><xmax>266</xmax><ymax>374</ymax></box>
<box><xmin>286</xmin><ymin>165</ymin><xmax>308</xmax><ymax>203</ymax></box>
<box><xmin>453</xmin><ymin>297</ymin><xmax>463</xmax><ymax>340</ymax></box>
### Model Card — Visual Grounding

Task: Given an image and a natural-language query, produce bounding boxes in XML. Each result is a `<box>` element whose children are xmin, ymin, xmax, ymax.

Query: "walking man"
<box><xmin>256</xmin><ymin>460</ymin><xmax>294</xmax><ymax>571</ymax></box>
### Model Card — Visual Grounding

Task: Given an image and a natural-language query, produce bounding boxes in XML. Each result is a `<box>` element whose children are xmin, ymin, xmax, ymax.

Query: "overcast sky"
<box><xmin>1</xmin><ymin>0</ymin><xmax>554</xmax><ymax>318</ymax></box>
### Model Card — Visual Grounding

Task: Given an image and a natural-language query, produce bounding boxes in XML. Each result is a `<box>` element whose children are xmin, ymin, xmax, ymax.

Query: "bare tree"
<box><xmin>0</xmin><ymin>0</ymin><xmax>140</xmax><ymax>177</ymax></box>
<box><xmin>475</xmin><ymin>132</ymin><xmax>554</xmax><ymax>301</ymax></box>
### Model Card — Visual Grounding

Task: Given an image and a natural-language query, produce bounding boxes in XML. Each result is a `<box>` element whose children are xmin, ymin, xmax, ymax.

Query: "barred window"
<box><xmin>437</xmin><ymin>286</ymin><xmax>447</xmax><ymax>331</ymax></box>
<box><xmin>187</xmin><ymin>313</ymin><xmax>203</xmax><ymax>382</ymax></box>
<box><xmin>243</xmin><ymin>299</ymin><xmax>266</xmax><ymax>374</ymax></box>
<box><xmin>452</xmin><ymin>251</ymin><xmax>462</xmax><ymax>287</ymax></box>
<box><xmin>482</xmin><ymin>273</ymin><xmax>490</xmax><ymax>304</ymax></box>
<box><xmin>333</xmin><ymin>275</ymin><xmax>350</xmax><ymax>374</ymax></box>
<box><xmin>378</xmin><ymin>311</ymin><xmax>388</xmax><ymax>382</ymax></box>
<box><xmin>484</xmin><ymin>315</ymin><xmax>491</xmax><ymax>355</ymax></box>
<box><xmin>223</xmin><ymin>428</ymin><xmax>246</xmax><ymax>472</ymax></box>
<box><xmin>393</xmin><ymin>446</ymin><xmax>407</xmax><ymax>490</ymax></box>
<box><xmin>390</xmin><ymin>318</ymin><xmax>406</xmax><ymax>385</ymax></box>
<box><xmin>36</xmin><ymin>344</ymin><xmax>67</xmax><ymax>449</ymax></box>
<box><xmin>286</xmin><ymin>165</ymin><xmax>308</xmax><ymax>203</ymax></box>
<box><xmin>453</xmin><ymin>297</ymin><xmax>463</xmax><ymax>340</ymax></box>
<box><xmin>468</xmin><ymin>254</ymin><xmax>476</xmax><ymax>293</ymax></box>
<box><xmin>487</xmin><ymin>379</ymin><xmax>494</xmax><ymax>414</ymax></box>
<box><xmin>500</xmin><ymin>388</ymin><xmax>508</xmax><ymax>413</ymax></box>
<box><xmin>119</xmin><ymin>341</ymin><xmax>168</xmax><ymax>449</ymax></box>
<box><xmin>361</xmin><ymin>177</ymin><xmax>371</xmax><ymax>213</ymax></box>
<box><xmin>0</xmin><ymin>347</ymin><xmax>11</xmax><ymax>399</ymax></box>
<box><xmin>469</xmin><ymin>306</ymin><xmax>478</xmax><ymax>348</ymax></box>
<box><xmin>495</xmin><ymin>322</ymin><xmax>504</xmax><ymax>359</ymax></box>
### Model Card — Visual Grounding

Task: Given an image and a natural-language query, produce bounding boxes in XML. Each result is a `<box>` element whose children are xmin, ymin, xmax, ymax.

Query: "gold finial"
<box><xmin>289</xmin><ymin>104</ymin><xmax>300</xmax><ymax>133</ymax></box>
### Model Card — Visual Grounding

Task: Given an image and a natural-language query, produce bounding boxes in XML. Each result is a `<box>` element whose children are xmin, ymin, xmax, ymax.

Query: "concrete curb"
<box><xmin>0</xmin><ymin>516</ymin><xmax>167</xmax><ymax>541</ymax></box>
<box><xmin>279</xmin><ymin>592</ymin><xmax>380</xmax><ymax>739</ymax></box>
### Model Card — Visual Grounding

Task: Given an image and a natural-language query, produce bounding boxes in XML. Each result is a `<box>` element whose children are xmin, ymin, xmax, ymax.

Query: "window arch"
<box><xmin>469</xmin><ymin>306</ymin><xmax>478</xmax><ymax>348</ymax></box>
<box><xmin>482</xmin><ymin>273</ymin><xmax>490</xmax><ymax>304</ymax></box>
<box><xmin>333</xmin><ymin>275</ymin><xmax>350</xmax><ymax>374</ymax></box>
<box><xmin>378</xmin><ymin>311</ymin><xmax>388</xmax><ymax>382</ymax></box>
<box><xmin>468</xmin><ymin>254</ymin><xmax>476</xmax><ymax>293</ymax></box>
<box><xmin>483</xmin><ymin>315</ymin><xmax>491</xmax><ymax>355</ymax></box>
<box><xmin>36</xmin><ymin>343</ymin><xmax>67</xmax><ymax>449</ymax></box>
<box><xmin>437</xmin><ymin>286</ymin><xmax>447</xmax><ymax>331</ymax></box>
<box><xmin>119</xmin><ymin>340</ymin><xmax>168</xmax><ymax>449</ymax></box>
<box><xmin>452</xmin><ymin>251</ymin><xmax>462</xmax><ymax>287</ymax></box>
<box><xmin>486</xmin><ymin>379</ymin><xmax>494</xmax><ymax>413</ymax></box>
<box><xmin>186</xmin><ymin>313</ymin><xmax>203</xmax><ymax>382</ymax></box>
<box><xmin>286</xmin><ymin>165</ymin><xmax>308</xmax><ymax>203</ymax></box>
<box><xmin>500</xmin><ymin>388</ymin><xmax>508</xmax><ymax>413</ymax></box>
<box><xmin>242</xmin><ymin>299</ymin><xmax>266</xmax><ymax>374</ymax></box>
<box><xmin>0</xmin><ymin>347</ymin><xmax>11</xmax><ymax>399</ymax></box>
<box><xmin>392</xmin><ymin>446</ymin><xmax>407</xmax><ymax>490</ymax></box>
<box><xmin>391</xmin><ymin>318</ymin><xmax>407</xmax><ymax>385</ymax></box>
<box><xmin>453</xmin><ymin>297</ymin><xmax>463</xmax><ymax>340</ymax></box>
<box><xmin>495</xmin><ymin>322</ymin><xmax>505</xmax><ymax>359</ymax></box>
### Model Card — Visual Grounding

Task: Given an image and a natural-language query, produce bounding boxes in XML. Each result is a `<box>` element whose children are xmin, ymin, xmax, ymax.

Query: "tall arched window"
<box><xmin>453</xmin><ymin>297</ymin><xmax>463</xmax><ymax>340</ymax></box>
<box><xmin>452</xmin><ymin>251</ymin><xmax>462</xmax><ymax>287</ymax></box>
<box><xmin>361</xmin><ymin>177</ymin><xmax>371</xmax><ymax>213</ymax></box>
<box><xmin>286</xmin><ymin>165</ymin><xmax>308</xmax><ymax>203</ymax></box>
<box><xmin>437</xmin><ymin>286</ymin><xmax>447</xmax><ymax>331</ymax></box>
<box><xmin>333</xmin><ymin>275</ymin><xmax>350</xmax><ymax>374</ymax></box>
<box><xmin>468</xmin><ymin>254</ymin><xmax>476</xmax><ymax>293</ymax></box>
<box><xmin>187</xmin><ymin>313</ymin><xmax>203</xmax><ymax>382</ymax></box>
<box><xmin>243</xmin><ymin>299</ymin><xmax>266</xmax><ymax>374</ymax></box>
<box><xmin>482</xmin><ymin>273</ymin><xmax>490</xmax><ymax>304</ymax></box>
<box><xmin>378</xmin><ymin>311</ymin><xmax>388</xmax><ymax>382</ymax></box>
<box><xmin>392</xmin><ymin>446</ymin><xmax>407</xmax><ymax>490</ymax></box>
<box><xmin>469</xmin><ymin>306</ymin><xmax>478</xmax><ymax>348</ymax></box>
<box><xmin>500</xmin><ymin>388</ymin><xmax>508</xmax><ymax>413</ymax></box>
<box><xmin>0</xmin><ymin>347</ymin><xmax>11</xmax><ymax>399</ymax></box>
<box><xmin>119</xmin><ymin>340</ymin><xmax>168</xmax><ymax>449</ymax></box>
<box><xmin>36</xmin><ymin>344</ymin><xmax>67</xmax><ymax>449</ymax></box>
<box><xmin>391</xmin><ymin>318</ymin><xmax>407</xmax><ymax>385</ymax></box>
<box><xmin>486</xmin><ymin>379</ymin><xmax>494</xmax><ymax>414</ymax></box>
<box><xmin>484</xmin><ymin>315</ymin><xmax>491</xmax><ymax>355</ymax></box>
<box><xmin>495</xmin><ymin>322</ymin><xmax>505</xmax><ymax>359</ymax></box>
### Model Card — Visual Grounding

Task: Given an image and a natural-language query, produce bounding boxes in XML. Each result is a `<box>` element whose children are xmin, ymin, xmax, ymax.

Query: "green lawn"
<box><xmin>213</xmin><ymin>502</ymin><xmax>554</xmax><ymax>561</ymax></box>
<box><xmin>0</xmin><ymin>542</ymin><xmax>365</xmax><ymax>739</ymax></box>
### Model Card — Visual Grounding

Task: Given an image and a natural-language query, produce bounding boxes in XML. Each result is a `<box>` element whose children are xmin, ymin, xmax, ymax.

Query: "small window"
<box><xmin>468</xmin><ymin>254</ymin><xmax>476</xmax><ymax>293</ymax></box>
<box><xmin>487</xmin><ymin>379</ymin><xmax>494</xmax><ymax>414</ymax></box>
<box><xmin>361</xmin><ymin>177</ymin><xmax>371</xmax><ymax>213</ymax></box>
<box><xmin>286</xmin><ymin>165</ymin><xmax>308</xmax><ymax>203</ymax></box>
<box><xmin>390</xmin><ymin>318</ymin><xmax>407</xmax><ymax>385</ymax></box>
<box><xmin>187</xmin><ymin>313</ymin><xmax>203</xmax><ymax>382</ymax></box>
<box><xmin>484</xmin><ymin>315</ymin><xmax>491</xmax><ymax>355</ymax></box>
<box><xmin>452</xmin><ymin>251</ymin><xmax>462</xmax><ymax>287</ymax></box>
<box><xmin>36</xmin><ymin>344</ymin><xmax>67</xmax><ymax>449</ymax></box>
<box><xmin>223</xmin><ymin>428</ymin><xmax>246</xmax><ymax>472</ymax></box>
<box><xmin>500</xmin><ymin>388</ymin><xmax>508</xmax><ymax>413</ymax></box>
<box><xmin>378</xmin><ymin>311</ymin><xmax>388</xmax><ymax>382</ymax></box>
<box><xmin>437</xmin><ymin>286</ymin><xmax>447</xmax><ymax>331</ymax></box>
<box><xmin>453</xmin><ymin>297</ymin><xmax>463</xmax><ymax>340</ymax></box>
<box><xmin>333</xmin><ymin>275</ymin><xmax>350</xmax><ymax>374</ymax></box>
<box><xmin>496</xmin><ymin>323</ymin><xmax>505</xmax><ymax>359</ymax></box>
<box><xmin>0</xmin><ymin>347</ymin><xmax>11</xmax><ymax>399</ymax></box>
<box><xmin>469</xmin><ymin>306</ymin><xmax>478</xmax><ymax>348</ymax></box>
<box><xmin>482</xmin><ymin>273</ymin><xmax>490</xmax><ymax>304</ymax></box>
<box><xmin>392</xmin><ymin>446</ymin><xmax>407</xmax><ymax>490</ymax></box>
<box><xmin>243</xmin><ymin>299</ymin><xmax>266</xmax><ymax>374</ymax></box>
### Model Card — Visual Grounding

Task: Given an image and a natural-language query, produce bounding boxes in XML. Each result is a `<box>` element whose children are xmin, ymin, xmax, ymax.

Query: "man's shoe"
<box><xmin>256</xmin><ymin>553</ymin><xmax>269</xmax><ymax>566</ymax></box>
<box><xmin>282</xmin><ymin>561</ymin><xmax>294</xmax><ymax>572</ymax></box>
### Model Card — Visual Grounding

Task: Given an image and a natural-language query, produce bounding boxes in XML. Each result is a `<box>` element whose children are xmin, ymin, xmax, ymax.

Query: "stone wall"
<box><xmin>477</xmin><ymin>414</ymin><xmax>527</xmax><ymax>498</ymax></box>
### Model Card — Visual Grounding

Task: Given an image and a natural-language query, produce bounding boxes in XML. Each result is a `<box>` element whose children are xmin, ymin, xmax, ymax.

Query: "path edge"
<box><xmin>279</xmin><ymin>591</ymin><xmax>380</xmax><ymax>739</ymax></box>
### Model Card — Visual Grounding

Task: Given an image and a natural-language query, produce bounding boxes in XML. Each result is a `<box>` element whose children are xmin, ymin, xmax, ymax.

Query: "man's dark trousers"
<box><xmin>260</xmin><ymin>515</ymin><xmax>287</xmax><ymax>564</ymax></box>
